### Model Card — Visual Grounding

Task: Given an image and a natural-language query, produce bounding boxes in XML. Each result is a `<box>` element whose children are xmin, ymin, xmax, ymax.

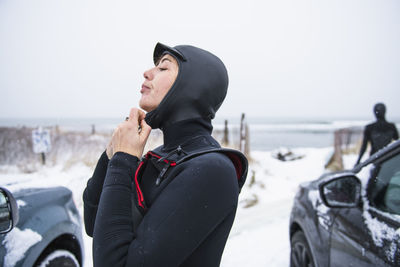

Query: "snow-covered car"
<box><xmin>0</xmin><ymin>186</ymin><xmax>84</xmax><ymax>267</ymax></box>
<box><xmin>289</xmin><ymin>140</ymin><xmax>400</xmax><ymax>267</ymax></box>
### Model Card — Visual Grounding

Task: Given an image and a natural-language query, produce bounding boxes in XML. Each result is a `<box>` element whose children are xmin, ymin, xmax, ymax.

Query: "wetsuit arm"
<box><xmin>393</xmin><ymin>124</ymin><xmax>399</xmax><ymax>140</ymax></box>
<box><xmin>356</xmin><ymin>127</ymin><xmax>369</xmax><ymax>166</ymax></box>
<box><xmin>82</xmin><ymin>151</ymin><xmax>109</xmax><ymax>237</ymax></box>
<box><xmin>93</xmin><ymin>153</ymin><xmax>238</xmax><ymax>267</ymax></box>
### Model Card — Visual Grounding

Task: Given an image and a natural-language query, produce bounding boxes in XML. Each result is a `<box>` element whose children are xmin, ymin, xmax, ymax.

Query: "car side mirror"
<box><xmin>319</xmin><ymin>175</ymin><xmax>361</xmax><ymax>208</ymax></box>
<box><xmin>0</xmin><ymin>187</ymin><xmax>19</xmax><ymax>234</ymax></box>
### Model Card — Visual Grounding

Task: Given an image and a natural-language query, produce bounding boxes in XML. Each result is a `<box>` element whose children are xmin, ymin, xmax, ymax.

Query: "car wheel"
<box><xmin>290</xmin><ymin>231</ymin><xmax>315</xmax><ymax>267</ymax></box>
<box><xmin>36</xmin><ymin>249</ymin><xmax>79</xmax><ymax>267</ymax></box>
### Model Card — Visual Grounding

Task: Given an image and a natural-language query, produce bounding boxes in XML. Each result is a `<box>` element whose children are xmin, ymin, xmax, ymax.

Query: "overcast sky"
<box><xmin>1</xmin><ymin>0</ymin><xmax>399</xmax><ymax>120</ymax></box>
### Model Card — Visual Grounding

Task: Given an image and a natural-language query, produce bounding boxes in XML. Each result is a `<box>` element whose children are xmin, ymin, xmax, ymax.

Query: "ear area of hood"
<box><xmin>153</xmin><ymin>42</ymin><xmax>187</xmax><ymax>64</ymax></box>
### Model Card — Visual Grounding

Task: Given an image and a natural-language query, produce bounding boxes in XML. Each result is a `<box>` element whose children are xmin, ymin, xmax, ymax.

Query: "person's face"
<box><xmin>139</xmin><ymin>54</ymin><xmax>179</xmax><ymax>112</ymax></box>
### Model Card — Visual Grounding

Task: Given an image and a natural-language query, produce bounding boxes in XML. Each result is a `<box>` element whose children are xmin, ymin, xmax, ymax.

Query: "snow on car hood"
<box><xmin>2</xmin><ymin>227</ymin><xmax>42</xmax><ymax>267</ymax></box>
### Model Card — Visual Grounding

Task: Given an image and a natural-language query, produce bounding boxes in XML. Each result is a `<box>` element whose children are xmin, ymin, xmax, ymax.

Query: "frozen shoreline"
<box><xmin>1</xmin><ymin>146</ymin><xmax>359</xmax><ymax>267</ymax></box>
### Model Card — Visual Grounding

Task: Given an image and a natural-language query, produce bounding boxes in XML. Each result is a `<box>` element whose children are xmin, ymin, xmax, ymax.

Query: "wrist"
<box><xmin>105</xmin><ymin>152</ymin><xmax>140</xmax><ymax>187</ymax></box>
<box><xmin>113</xmin><ymin>148</ymin><xmax>142</xmax><ymax>159</ymax></box>
<box><xmin>109</xmin><ymin>152</ymin><xmax>140</xmax><ymax>172</ymax></box>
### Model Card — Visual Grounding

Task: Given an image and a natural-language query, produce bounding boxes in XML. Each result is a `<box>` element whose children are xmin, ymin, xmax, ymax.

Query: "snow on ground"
<box><xmin>1</xmin><ymin>147</ymin><xmax>335</xmax><ymax>267</ymax></box>
<box><xmin>221</xmin><ymin>147</ymin><xmax>333</xmax><ymax>266</ymax></box>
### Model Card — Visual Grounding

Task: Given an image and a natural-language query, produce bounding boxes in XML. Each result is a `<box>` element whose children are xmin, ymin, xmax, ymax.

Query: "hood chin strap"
<box><xmin>145</xmin><ymin>109</ymin><xmax>162</xmax><ymax>130</ymax></box>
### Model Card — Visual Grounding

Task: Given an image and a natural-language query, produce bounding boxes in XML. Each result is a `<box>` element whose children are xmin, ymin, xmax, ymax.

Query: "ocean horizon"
<box><xmin>1</xmin><ymin>116</ymin><xmax>399</xmax><ymax>151</ymax></box>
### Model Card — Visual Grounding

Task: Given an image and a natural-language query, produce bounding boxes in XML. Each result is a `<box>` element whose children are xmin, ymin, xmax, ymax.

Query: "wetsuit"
<box><xmin>83</xmin><ymin>43</ymin><xmax>248</xmax><ymax>267</ymax></box>
<box><xmin>356</xmin><ymin>119</ymin><xmax>398</xmax><ymax>165</ymax></box>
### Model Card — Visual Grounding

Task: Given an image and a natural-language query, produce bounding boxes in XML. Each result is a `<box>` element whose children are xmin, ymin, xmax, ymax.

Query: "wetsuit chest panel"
<box><xmin>368</xmin><ymin>122</ymin><xmax>397</xmax><ymax>154</ymax></box>
<box><xmin>140</xmin><ymin>157</ymin><xmax>184</xmax><ymax>207</ymax></box>
<box><xmin>140</xmin><ymin>159</ymin><xmax>161</xmax><ymax>205</ymax></box>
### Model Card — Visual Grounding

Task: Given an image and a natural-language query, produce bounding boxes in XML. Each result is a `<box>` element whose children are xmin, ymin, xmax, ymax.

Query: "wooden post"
<box><xmin>240</xmin><ymin>113</ymin><xmax>245</xmax><ymax>153</ymax></box>
<box><xmin>325</xmin><ymin>129</ymin><xmax>343</xmax><ymax>171</ymax></box>
<box><xmin>334</xmin><ymin>129</ymin><xmax>344</xmax><ymax>170</ymax></box>
<box><xmin>245</xmin><ymin>123</ymin><xmax>250</xmax><ymax>156</ymax></box>
<box><xmin>222</xmin><ymin>119</ymin><xmax>229</xmax><ymax>146</ymax></box>
<box><xmin>41</xmin><ymin>152</ymin><xmax>46</xmax><ymax>165</ymax></box>
<box><xmin>239</xmin><ymin>113</ymin><xmax>250</xmax><ymax>156</ymax></box>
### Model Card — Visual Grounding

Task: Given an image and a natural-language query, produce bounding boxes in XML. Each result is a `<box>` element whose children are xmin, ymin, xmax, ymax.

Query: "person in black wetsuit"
<box><xmin>355</xmin><ymin>103</ymin><xmax>398</xmax><ymax>165</ymax></box>
<box><xmin>83</xmin><ymin>43</ymin><xmax>248</xmax><ymax>267</ymax></box>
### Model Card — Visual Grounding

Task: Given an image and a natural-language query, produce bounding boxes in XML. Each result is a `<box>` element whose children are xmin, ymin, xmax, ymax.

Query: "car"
<box><xmin>0</xmin><ymin>186</ymin><xmax>84</xmax><ymax>267</ymax></box>
<box><xmin>289</xmin><ymin>140</ymin><xmax>400</xmax><ymax>267</ymax></box>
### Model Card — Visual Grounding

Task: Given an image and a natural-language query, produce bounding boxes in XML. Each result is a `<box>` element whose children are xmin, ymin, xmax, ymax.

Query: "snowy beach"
<box><xmin>2</xmin><ymin>0</ymin><xmax>400</xmax><ymax>264</ymax></box>
<box><xmin>0</xmin><ymin>123</ymin><xmax>361</xmax><ymax>266</ymax></box>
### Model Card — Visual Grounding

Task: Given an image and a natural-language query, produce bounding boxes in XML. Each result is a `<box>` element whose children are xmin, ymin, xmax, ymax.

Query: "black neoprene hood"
<box><xmin>374</xmin><ymin>103</ymin><xmax>386</xmax><ymax>120</ymax></box>
<box><xmin>145</xmin><ymin>42</ymin><xmax>229</xmax><ymax>129</ymax></box>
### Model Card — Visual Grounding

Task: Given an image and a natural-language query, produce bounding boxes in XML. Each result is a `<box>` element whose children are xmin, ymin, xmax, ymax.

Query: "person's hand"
<box><xmin>106</xmin><ymin>139</ymin><xmax>113</xmax><ymax>159</ymax></box>
<box><xmin>109</xmin><ymin>108</ymin><xmax>152</xmax><ymax>159</ymax></box>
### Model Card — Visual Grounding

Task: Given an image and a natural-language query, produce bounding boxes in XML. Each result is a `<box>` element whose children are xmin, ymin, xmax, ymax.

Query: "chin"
<box><xmin>139</xmin><ymin>100</ymin><xmax>156</xmax><ymax>113</ymax></box>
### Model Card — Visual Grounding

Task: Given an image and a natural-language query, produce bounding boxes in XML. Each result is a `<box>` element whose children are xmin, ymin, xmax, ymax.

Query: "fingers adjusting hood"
<box><xmin>145</xmin><ymin>43</ymin><xmax>229</xmax><ymax>129</ymax></box>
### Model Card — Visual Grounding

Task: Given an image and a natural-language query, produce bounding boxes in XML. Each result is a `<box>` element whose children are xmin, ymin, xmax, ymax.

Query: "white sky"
<box><xmin>1</xmin><ymin>0</ymin><xmax>399</xmax><ymax>120</ymax></box>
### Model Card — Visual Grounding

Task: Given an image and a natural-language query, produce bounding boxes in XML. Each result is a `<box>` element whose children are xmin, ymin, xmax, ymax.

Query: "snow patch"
<box><xmin>221</xmin><ymin>147</ymin><xmax>333</xmax><ymax>266</ymax></box>
<box><xmin>37</xmin><ymin>249</ymin><xmax>79</xmax><ymax>267</ymax></box>
<box><xmin>17</xmin><ymin>199</ymin><xmax>26</xmax><ymax>207</ymax></box>
<box><xmin>362</xmin><ymin>206</ymin><xmax>398</xmax><ymax>247</ymax></box>
<box><xmin>308</xmin><ymin>189</ymin><xmax>331</xmax><ymax>230</ymax></box>
<box><xmin>358</xmin><ymin>164</ymin><xmax>400</xmax><ymax>262</ymax></box>
<box><xmin>2</xmin><ymin>227</ymin><xmax>42</xmax><ymax>267</ymax></box>
<box><xmin>386</xmin><ymin>242</ymin><xmax>397</xmax><ymax>263</ymax></box>
<box><xmin>68</xmin><ymin>209</ymin><xmax>81</xmax><ymax>227</ymax></box>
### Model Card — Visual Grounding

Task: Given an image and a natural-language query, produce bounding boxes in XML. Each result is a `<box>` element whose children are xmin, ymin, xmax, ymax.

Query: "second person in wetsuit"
<box><xmin>355</xmin><ymin>103</ymin><xmax>398</xmax><ymax>165</ymax></box>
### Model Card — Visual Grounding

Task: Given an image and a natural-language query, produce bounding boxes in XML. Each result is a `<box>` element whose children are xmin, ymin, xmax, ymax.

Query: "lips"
<box><xmin>141</xmin><ymin>84</ymin><xmax>151</xmax><ymax>94</ymax></box>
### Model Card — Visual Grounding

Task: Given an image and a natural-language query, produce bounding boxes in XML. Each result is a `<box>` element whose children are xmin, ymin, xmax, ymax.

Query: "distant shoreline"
<box><xmin>1</xmin><ymin>116</ymin><xmax>399</xmax><ymax>126</ymax></box>
<box><xmin>1</xmin><ymin>117</ymin><xmax>399</xmax><ymax>151</ymax></box>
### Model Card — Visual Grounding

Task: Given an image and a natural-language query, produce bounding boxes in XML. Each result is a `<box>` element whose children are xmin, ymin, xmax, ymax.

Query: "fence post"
<box><xmin>222</xmin><ymin>119</ymin><xmax>229</xmax><ymax>146</ymax></box>
<box><xmin>325</xmin><ymin>127</ymin><xmax>364</xmax><ymax>171</ymax></box>
<box><xmin>239</xmin><ymin>113</ymin><xmax>250</xmax><ymax>156</ymax></box>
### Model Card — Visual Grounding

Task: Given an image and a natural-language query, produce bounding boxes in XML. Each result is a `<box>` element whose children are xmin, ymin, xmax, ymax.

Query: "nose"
<box><xmin>143</xmin><ymin>68</ymin><xmax>154</xmax><ymax>80</ymax></box>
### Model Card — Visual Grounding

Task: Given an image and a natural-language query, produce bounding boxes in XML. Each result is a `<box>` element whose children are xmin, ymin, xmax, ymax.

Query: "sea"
<box><xmin>1</xmin><ymin>117</ymin><xmax>399</xmax><ymax>151</ymax></box>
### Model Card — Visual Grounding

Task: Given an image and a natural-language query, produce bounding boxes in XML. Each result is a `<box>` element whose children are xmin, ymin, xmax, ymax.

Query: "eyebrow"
<box><xmin>155</xmin><ymin>55</ymin><xmax>173</xmax><ymax>66</ymax></box>
<box><xmin>160</xmin><ymin>57</ymin><xmax>172</xmax><ymax>64</ymax></box>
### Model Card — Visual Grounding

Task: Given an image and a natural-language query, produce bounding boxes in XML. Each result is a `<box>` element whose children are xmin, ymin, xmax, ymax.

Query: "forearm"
<box><xmin>356</xmin><ymin>143</ymin><xmax>367</xmax><ymax>164</ymax></box>
<box><xmin>84</xmin><ymin>151</ymin><xmax>109</xmax><ymax>203</ymax></box>
<box><xmin>394</xmin><ymin>127</ymin><xmax>399</xmax><ymax>140</ymax></box>
<box><xmin>83</xmin><ymin>150</ymin><xmax>109</xmax><ymax>236</ymax></box>
<box><xmin>93</xmin><ymin>152</ymin><xmax>140</xmax><ymax>267</ymax></box>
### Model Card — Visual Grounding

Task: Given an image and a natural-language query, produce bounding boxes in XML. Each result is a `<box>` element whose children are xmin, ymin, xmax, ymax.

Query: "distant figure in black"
<box><xmin>355</xmin><ymin>103</ymin><xmax>398</xmax><ymax>165</ymax></box>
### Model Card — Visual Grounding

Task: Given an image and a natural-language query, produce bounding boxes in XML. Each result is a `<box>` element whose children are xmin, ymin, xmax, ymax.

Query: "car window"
<box><xmin>369</xmin><ymin>153</ymin><xmax>400</xmax><ymax>215</ymax></box>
